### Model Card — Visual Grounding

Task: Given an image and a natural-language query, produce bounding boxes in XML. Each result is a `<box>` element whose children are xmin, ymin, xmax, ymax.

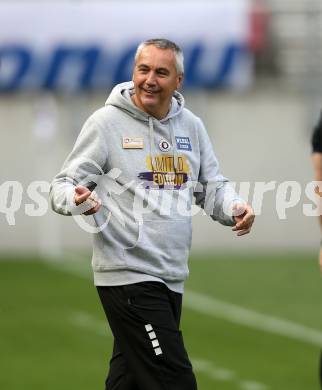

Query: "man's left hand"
<box><xmin>232</xmin><ymin>203</ymin><xmax>255</xmax><ymax>236</ymax></box>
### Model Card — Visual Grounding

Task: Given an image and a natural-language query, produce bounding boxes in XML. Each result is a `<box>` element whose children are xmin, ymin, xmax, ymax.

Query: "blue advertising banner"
<box><xmin>0</xmin><ymin>1</ymin><xmax>253</xmax><ymax>92</ymax></box>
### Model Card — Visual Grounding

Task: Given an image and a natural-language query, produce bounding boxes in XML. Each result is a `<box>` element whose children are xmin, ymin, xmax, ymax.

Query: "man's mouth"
<box><xmin>142</xmin><ymin>88</ymin><xmax>159</xmax><ymax>95</ymax></box>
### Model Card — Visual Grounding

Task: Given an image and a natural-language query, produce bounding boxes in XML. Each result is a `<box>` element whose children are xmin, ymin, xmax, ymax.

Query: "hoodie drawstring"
<box><xmin>169</xmin><ymin>119</ymin><xmax>178</xmax><ymax>173</ymax></box>
<box><xmin>148</xmin><ymin>116</ymin><xmax>155</xmax><ymax>172</ymax></box>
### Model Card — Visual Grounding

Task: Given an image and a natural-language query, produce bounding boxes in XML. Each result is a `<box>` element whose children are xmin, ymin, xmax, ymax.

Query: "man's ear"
<box><xmin>176</xmin><ymin>74</ymin><xmax>184</xmax><ymax>89</ymax></box>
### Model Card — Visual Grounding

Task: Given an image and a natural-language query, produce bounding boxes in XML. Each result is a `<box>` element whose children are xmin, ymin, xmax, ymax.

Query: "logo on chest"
<box><xmin>175</xmin><ymin>136</ymin><xmax>192</xmax><ymax>151</ymax></box>
<box><xmin>138</xmin><ymin>154</ymin><xmax>190</xmax><ymax>190</ymax></box>
<box><xmin>158</xmin><ymin>139</ymin><xmax>171</xmax><ymax>152</ymax></box>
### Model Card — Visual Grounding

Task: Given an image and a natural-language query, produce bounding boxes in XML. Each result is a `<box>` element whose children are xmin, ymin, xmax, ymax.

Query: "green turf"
<box><xmin>0</xmin><ymin>253</ymin><xmax>321</xmax><ymax>389</ymax></box>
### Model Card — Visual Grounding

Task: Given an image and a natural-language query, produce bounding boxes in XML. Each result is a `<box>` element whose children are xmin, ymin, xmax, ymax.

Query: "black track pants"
<box><xmin>97</xmin><ymin>281</ymin><xmax>198</xmax><ymax>390</ymax></box>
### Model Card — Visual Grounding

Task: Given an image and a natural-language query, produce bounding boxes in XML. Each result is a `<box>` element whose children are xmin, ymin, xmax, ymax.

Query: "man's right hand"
<box><xmin>74</xmin><ymin>185</ymin><xmax>102</xmax><ymax>215</ymax></box>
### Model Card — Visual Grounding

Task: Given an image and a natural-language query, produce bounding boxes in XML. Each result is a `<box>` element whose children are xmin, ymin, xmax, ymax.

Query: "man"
<box><xmin>50</xmin><ymin>38</ymin><xmax>255</xmax><ymax>390</ymax></box>
<box><xmin>311</xmin><ymin>112</ymin><xmax>322</xmax><ymax>388</ymax></box>
<box><xmin>312</xmin><ymin>112</ymin><xmax>322</xmax><ymax>273</ymax></box>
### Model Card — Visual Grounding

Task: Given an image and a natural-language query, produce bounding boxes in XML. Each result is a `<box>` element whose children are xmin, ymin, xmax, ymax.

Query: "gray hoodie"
<box><xmin>50</xmin><ymin>81</ymin><xmax>242</xmax><ymax>293</ymax></box>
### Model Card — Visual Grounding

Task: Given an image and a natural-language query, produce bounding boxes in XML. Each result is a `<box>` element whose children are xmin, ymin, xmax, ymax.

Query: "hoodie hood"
<box><xmin>105</xmin><ymin>81</ymin><xmax>185</xmax><ymax>122</ymax></box>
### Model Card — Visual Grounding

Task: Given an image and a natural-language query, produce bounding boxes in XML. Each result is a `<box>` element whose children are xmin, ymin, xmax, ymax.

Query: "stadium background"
<box><xmin>1</xmin><ymin>1</ymin><xmax>322</xmax><ymax>389</ymax></box>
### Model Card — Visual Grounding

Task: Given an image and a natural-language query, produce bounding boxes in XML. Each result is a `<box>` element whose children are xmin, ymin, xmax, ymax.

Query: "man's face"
<box><xmin>132</xmin><ymin>45</ymin><xmax>183</xmax><ymax>119</ymax></box>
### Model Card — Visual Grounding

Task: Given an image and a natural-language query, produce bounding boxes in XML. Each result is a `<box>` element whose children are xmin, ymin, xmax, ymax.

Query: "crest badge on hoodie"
<box><xmin>158</xmin><ymin>139</ymin><xmax>171</xmax><ymax>152</ymax></box>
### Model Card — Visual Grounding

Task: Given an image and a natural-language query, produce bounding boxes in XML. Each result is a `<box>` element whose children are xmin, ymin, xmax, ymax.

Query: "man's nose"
<box><xmin>146</xmin><ymin>72</ymin><xmax>157</xmax><ymax>85</ymax></box>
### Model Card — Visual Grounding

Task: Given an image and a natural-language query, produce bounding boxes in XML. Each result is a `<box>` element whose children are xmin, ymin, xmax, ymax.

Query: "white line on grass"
<box><xmin>193</xmin><ymin>358</ymin><xmax>268</xmax><ymax>390</ymax></box>
<box><xmin>192</xmin><ymin>357</ymin><xmax>236</xmax><ymax>381</ymax></box>
<box><xmin>69</xmin><ymin>310</ymin><xmax>112</xmax><ymax>338</ymax></box>
<box><xmin>48</xmin><ymin>259</ymin><xmax>322</xmax><ymax>347</ymax></box>
<box><xmin>184</xmin><ymin>290</ymin><xmax>322</xmax><ymax>347</ymax></box>
<box><xmin>239</xmin><ymin>380</ymin><xmax>269</xmax><ymax>390</ymax></box>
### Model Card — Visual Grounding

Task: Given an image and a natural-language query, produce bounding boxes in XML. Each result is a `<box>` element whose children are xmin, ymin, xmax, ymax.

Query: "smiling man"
<box><xmin>50</xmin><ymin>38</ymin><xmax>255</xmax><ymax>390</ymax></box>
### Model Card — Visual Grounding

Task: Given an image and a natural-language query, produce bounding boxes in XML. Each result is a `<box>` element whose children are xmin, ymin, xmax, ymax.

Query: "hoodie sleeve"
<box><xmin>49</xmin><ymin>115</ymin><xmax>109</xmax><ymax>216</ymax></box>
<box><xmin>193</xmin><ymin>118</ymin><xmax>243</xmax><ymax>226</ymax></box>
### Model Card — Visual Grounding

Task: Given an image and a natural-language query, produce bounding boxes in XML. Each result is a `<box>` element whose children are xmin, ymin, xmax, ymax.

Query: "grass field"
<box><xmin>0</xmin><ymin>252</ymin><xmax>321</xmax><ymax>390</ymax></box>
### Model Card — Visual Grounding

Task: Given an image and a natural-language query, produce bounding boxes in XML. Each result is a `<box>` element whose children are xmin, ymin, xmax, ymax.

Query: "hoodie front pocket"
<box><xmin>124</xmin><ymin>219</ymin><xmax>191</xmax><ymax>281</ymax></box>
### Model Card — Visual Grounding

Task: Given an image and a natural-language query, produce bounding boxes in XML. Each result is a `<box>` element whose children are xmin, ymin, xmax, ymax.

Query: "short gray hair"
<box><xmin>134</xmin><ymin>38</ymin><xmax>184</xmax><ymax>75</ymax></box>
